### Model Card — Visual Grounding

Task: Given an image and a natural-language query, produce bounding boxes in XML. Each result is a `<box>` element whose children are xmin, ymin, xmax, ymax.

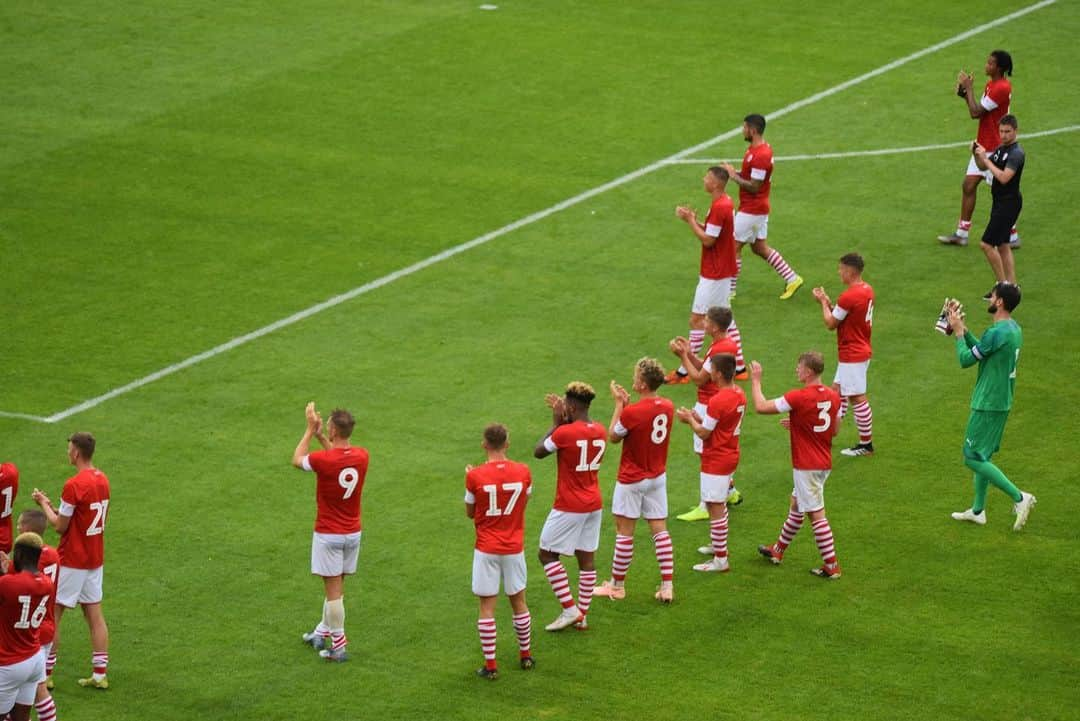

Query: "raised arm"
<box><xmin>291</xmin><ymin>402</ymin><xmax>322</xmax><ymax>468</ymax></box>
<box><xmin>813</xmin><ymin>287</ymin><xmax>841</xmax><ymax>330</ymax></box>
<box><xmin>607</xmin><ymin>381</ymin><xmax>630</xmax><ymax>444</ymax></box>
<box><xmin>749</xmin><ymin>361</ymin><xmax>782</xmax><ymax>414</ymax></box>
<box><xmin>676</xmin><ymin>206</ymin><xmax>718</xmax><ymax>248</ymax></box>
<box><xmin>32</xmin><ymin>489</ymin><xmax>70</xmax><ymax>535</ymax></box>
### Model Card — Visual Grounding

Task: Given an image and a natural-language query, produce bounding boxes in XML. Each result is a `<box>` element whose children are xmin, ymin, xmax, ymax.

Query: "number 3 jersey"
<box><xmin>612</xmin><ymin>396</ymin><xmax>674</xmax><ymax>483</ymax></box>
<box><xmin>0</xmin><ymin>570</ymin><xmax>55</xmax><ymax>665</ymax></box>
<box><xmin>544</xmin><ymin>421</ymin><xmax>607</xmax><ymax>514</ymax></box>
<box><xmin>465</xmin><ymin>461</ymin><xmax>533</xmax><ymax>554</ymax></box>
<box><xmin>303</xmin><ymin>446</ymin><xmax>369</xmax><ymax>534</ymax></box>
<box><xmin>778</xmin><ymin>385</ymin><xmax>841</xmax><ymax>471</ymax></box>
<box><xmin>58</xmin><ymin>468</ymin><xmax>110</xmax><ymax>569</ymax></box>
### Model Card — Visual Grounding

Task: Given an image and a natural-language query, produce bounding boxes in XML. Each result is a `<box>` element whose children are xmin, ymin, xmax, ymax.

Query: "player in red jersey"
<box><xmin>939</xmin><ymin>50</ymin><xmax>1019</xmax><ymax>248</ymax></box>
<box><xmin>14</xmin><ymin>512</ymin><xmax>59</xmax><ymax>721</ymax></box>
<box><xmin>465</xmin><ymin>424</ymin><xmax>535</xmax><ymax>680</ymax></box>
<box><xmin>593</xmin><ymin>358</ymin><xmax>677</xmax><ymax>603</ymax></box>
<box><xmin>0</xmin><ymin>463</ymin><xmax>17</xmax><ymax>555</ymax></box>
<box><xmin>813</xmin><ymin>253</ymin><xmax>876</xmax><ymax>457</ymax></box>
<box><xmin>666</xmin><ymin>166</ymin><xmax>746</xmax><ymax>385</ymax></box>
<box><xmin>750</xmin><ymin>353</ymin><xmax>844</xmax><ymax>579</ymax></box>
<box><xmin>0</xmin><ymin>532</ymin><xmax>53</xmax><ymax>721</ymax></box>
<box><xmin>534</xmin><ymin>382</ymin><xmax>606</xmax><ymax>631</ymax></box>
<box><xmin>676</xmin><ymin>353</ymin><xmax>747</xmax><ymax>574</ymax></box>
<box><xmin>31</xmin><ymin>432</ymin><xmax>110</xmax><ymax>689</ymax></box>
<box><xmin>292</xmin><ymin>403</ymin><xmax>369</xmax><ymax>663</ymax></box>
<box><xmin>721</xmin><ymin>114</ymin><xmax>803</xmax><ymax>300</ymax></box>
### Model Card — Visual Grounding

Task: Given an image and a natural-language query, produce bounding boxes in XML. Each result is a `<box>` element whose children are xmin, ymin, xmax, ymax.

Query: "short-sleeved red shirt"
<box><xmin>547</xmin><ymin>421</ymin><xmax>606</xmax><ymax>513</ymax></box>
<box><xmin>0</xmin><ymin>462</ymin><xmax>18</xmax><ymax>553</ymax></box>
<box><xmin>738</xmin><ymin>143</ymin><xmax>773</xmax><ymax>215</ymax></box>
<box><xmin>304</xmin><ymin>446</ymin><xmax>369</xmax><ymax>534</ymax></box>
<box><xmin>466</xmin><ymin>460</ymin><xmax>532</xmax><ymax>554</ymax></box>
<box><xmin>0</xmin><ymin>570</ymin><xmax>54</xmax><ymax>665</ymax></box>
<box><xmin>781</xmin><ymin>385</ymin><xmax>841</xmax><ymax>470</ymax></box>
<box><xmin>36</xmin><ymin>544</ymin><xmax>60</xmax><ymax>645</ymax></box>
<box><xmin>698</xmin><ymin>337</ymin><xmax>739</xmax><ymax>404</ymax></box>
<box><xmin>977</xmin><ymin>77</ymin><xmax>1012</xmax><ymax>151</ymax></box>
<box><xmin>701</xmin><ymin>385</ymin><xmax>746</xmax><ymax>475</ymax></box>
<box><xmin>701</xmin><ymin>195</ymin><xmax>738</xmax><ymax>280</ymax></box>
<box><xmin>57</xmin><ymin>468</ymin><xmax>110</xmax><ymax>569</ymax></box>
<box><xmin>835</xmin><ymin>282</ymin><xmax>874</xmax><ymax>362</ymax></box>
<box><xmin>613</xmin><ymin>396</ymin><xmax>674</xmax><ymax>483</ymax></box>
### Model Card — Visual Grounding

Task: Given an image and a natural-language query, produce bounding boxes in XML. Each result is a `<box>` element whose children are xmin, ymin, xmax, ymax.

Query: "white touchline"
<box><xmin>1</xmin><ymin>0</ymin><xmax>1057</xmax><ymax>425</ymax></box>
<box><xmin>669</xmin><ymin>124</ymin><xmax>1080</xmax><ymax>165</ymax></box>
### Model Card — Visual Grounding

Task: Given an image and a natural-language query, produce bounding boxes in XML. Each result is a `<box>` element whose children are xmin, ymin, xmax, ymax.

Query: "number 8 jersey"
<box><xmin>303</xmin><ymin>447</ymin><xmax>369</xmax><ymax>534</ymax></box>
<box><xmin>58</xmin><ymin>468</ymin><xmax>110</xmax><ymax>569</ymax></box>
<box><xmin>465</xmin><ymin>461</ymin><xmax>532</xmax><ymax>554</ymax></box>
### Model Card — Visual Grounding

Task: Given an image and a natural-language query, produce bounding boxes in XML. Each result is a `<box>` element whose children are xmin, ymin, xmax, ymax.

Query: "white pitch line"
<box><xmin>670</xmin><ymin>124</ymin><xmax>1080</xmax><ymax>165</ymax></box>
<box><xmin>3</xmin><ymin>0</ymin><xmax>1057</xmax><ymax>425</ymax></box>
<box><xmin>0</xmin><ymin>410</ymin><xmax>52</xmax><ymax>423</ymax></box>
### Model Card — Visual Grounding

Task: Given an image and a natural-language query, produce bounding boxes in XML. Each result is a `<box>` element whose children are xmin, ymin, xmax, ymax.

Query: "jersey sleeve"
<box><xmin>1004</xmin><ymin>146</ymin><xmax>1025</xmax><ymax>171</ymax></box>
<box><xmin>776</xmin><ymin>392</ymin><xmax>796</xmax><ymax>413</ymax></box>
<box><xmin>59</xmin><ymin>480</ymin><xmax>78</xmax><ymax>513</ymax></box>
<box><xmin>304</xmin><ymin>450</ymin><xmax>326</xmax><ymax>474</ymax></box>
<box><xmin>701</xmin><ymin>413</ymin><xmax>719</xmax><ymax>432</ymax></box>
<box><xmin>834</xmin><ymin>288</ymin><xmax>855</xmax><ymax>319</ymax></box>
<box><xmin>980</xmin><ymin>94</ymin><xmax>999</xmax><ymax>111</ymax></box>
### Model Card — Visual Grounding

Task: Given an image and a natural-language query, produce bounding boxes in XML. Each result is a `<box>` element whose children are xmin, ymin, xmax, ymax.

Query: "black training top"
<box><xmin>989</xmin><ymin>142</ymin><xmax>1024</xmax><ymax>202</ymax></box>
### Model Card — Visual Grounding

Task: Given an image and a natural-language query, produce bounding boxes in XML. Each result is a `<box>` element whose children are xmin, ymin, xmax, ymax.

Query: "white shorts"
<box><xmin>700</xmin><ymin>473</ymin><xmax>734</xmax><ymax>503</ymax></box>
<box><xmin>539</xmin><ymin>509</ymin><xmax>602</xmax><ymax>556</ymax></box>
<box><xmin>56</xmin><ymin>566</ymin><xmax>103</xmax><ymax>608</ymax></box>
<box><xmin>692</xmin><ymin>402</ymin><xmax>707</xmax><ymax>454</ymax></box>
<box><xmin>691</xmin><ymin>277</ymin><xmax>733</xmax><ymax>315</ymax></box>
<box><xmin>965</xmin><ymin>156</ymin><xmax>993</xmax><ymax>185</ymax></box>
<box><xmin>734</xmin><ymin>212</ymin><xmax>769</xmax><ymax>243</ymax></box>
<box><xmin>611</xmin><ymin>474</ymin><xmax>668</xmax><ymax>520</ymax></box>
<box><xmin>0</xmin><ymin>649</ymin><xmax>46</xmax><ymax>711</ymax></box>
<box><xmin>792</xmin><ymin>469</ymin><xmax>830</xmax><ymax>513</ymax></box>
<box><xmin>311</xmin><ymin>531</ymin><xmax>362</xmax><ymax>577</ymax></box>
<box><xmin>472</xmin><ymin>550</ymin><xmax>527</xmax><ymax>597</ymax></box>
<box><xmin>833</xmin><ymin>360</ymin><xmax>870</xmax><ymax>397</ymax></box>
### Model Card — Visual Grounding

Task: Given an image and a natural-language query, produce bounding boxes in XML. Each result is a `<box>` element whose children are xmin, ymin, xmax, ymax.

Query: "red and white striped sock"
<box><xmin>46</xmin><ymin>649</ymin><xmax>57</xmax><ymax>676</ymax></box>
<box><xmin>576</xmin><ymin>570</ymin><xmax>597</xmax><ymax>617</ymax></box>
<box><xmin>652</xmin><ymin>531</ymin><xmax>674</xmax><ymax>582</ymax></box>
<box><xmin>765</xmin><ymin>250</ymin><xmax>797</xmax><ymax>282</ymax></box>
<box><xmin>838</xmin><ymin>397</ymin><xmax>848</xmax><ymax>421</ymax></box>
<box><xmin>853</xmin><ymin>400</ymin><xmax>873</xmax><ymax>443</ymax></box>
<box><xmin>710</xmin><ymin>513</ymin><xmax>729</xmax><ymax>558</ymax></box>
<box><xmin>1010</xmin><ymin>226</ymin><xmax>1019</xmax><ymax>242</ymax></box>
<box><xmin>91</xmin><ymin>652</ymin><xmax>108</xmax><ymax>679</ymax></box>
<box><xmin>35</xmin><ymin>695</ymin><xmax>57</xmax><ymax>721</ymax></box>
<box><xmin>689</xmin><ymin>329</ymin><xmax>706</xmax><ymax>355</ymax></box>
<box><xmin>331</xmin><ymin>631</ymin><xmax>347</xmax><ymax>652</ymax></box>
<box><xmin>477</xmin><ymin>618</ymin><xmax>497</xmax><ymax>670</ymax></box>
<box><xmin>812</xmin><ymin>517</ymin><xmax>838</xmax><ymax>564</ymax></box>
<box><xmin>777</xmin><ymin>509</ymin><xmax>804</xmax><ymax>551</ymax></box>
<box><xmin>512</xmin><ymin>612</ymin><xmax>531</xmax><ymax>658</ymax></box>
<box><xmin>727</xmin><ymin>321</ymin><xmax>745</xmax><ymax>368</ymax></box>
<box><xmin>733</xmin><ymin>257</ymin><xmax>742</xmax><ymax>294</ymax></box>
<box><xmin>543</xmin><ymin>561</ymin><xmax>576</xmax><ymax>609</ymax></box>
<box><xmin>957</xmin><ymin>219</ymin><xmax>972</xmax><ymax>238</ymax></box>
<box><xmin>611</xmin><ymin>534</ymin><xmax>633</xmax><ymax>583</ymax></box>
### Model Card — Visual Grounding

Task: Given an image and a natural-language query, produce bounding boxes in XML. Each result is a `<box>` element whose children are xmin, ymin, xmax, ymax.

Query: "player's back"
<box><xmin>617</xmin><ymin>396</ymin><xmax>674</xmax><ymax>482</ymax></box>
<box><xmin>0</xmin><ymin>570</ymin><xmax>54</xmax><ymax>665</ymax></box>
<box><xmin>309</xmin><ymin>446</ymin><xmax>369</xmax><ymax>534</ymax></box>
<box><xmin>467</xmin><ymin>461</ymin><xmax>532</xmax><ymax>554</ymax></box>
<box><xmin>36</xmin><ymin>545</ymin><xmax>60</xmax><ymax>645</ymax></box>
<box><xmin>784</xmin><ymin>385</ymin><xmax>841</xmax><ymax>470</ymax></box>
<box><xmin>701</xmin><ymin>194</ymin><xmax>737</xmax><ymax>279</ymax></box>
<box><xmin>836</xmin><ymin>282</ymin><xmax>874</xmax><ymax>362</ymax></box>
<box><xmin>0</xmin><ymin>462</ymin><xmax>17</xmax><ymax>553</ymax></box>
<box><xmin>58</xmin><ymin>468</ymin><xmax>110</xmax><ymax>569</ymax></box>
<box><xmin>739</xmin><ymin>142</ymin><xmax>773</xmax><ymax>214</ymax></box>
<box><xmin>551</xmin><ymin>420</ymin><xmax>606</xmax><ymax>513</ymax></box>
<box><xmin>701</xmin><ymin>385</ymin><xmax>746</xmax><ymax>475</ymax></box>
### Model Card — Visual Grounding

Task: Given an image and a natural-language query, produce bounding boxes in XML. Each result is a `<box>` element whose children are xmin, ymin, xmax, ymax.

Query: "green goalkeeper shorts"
<box><xmin>962</xmin><ymin>410</ymin><xmax>1009</xmax><ymax>462</ymax></box>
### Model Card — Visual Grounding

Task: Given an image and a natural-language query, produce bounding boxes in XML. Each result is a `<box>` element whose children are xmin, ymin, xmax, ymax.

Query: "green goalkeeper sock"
<box><xmin>964</xmin><ymin>457</ymin><xmax>1022</xmax><ymax>510</ymax></box>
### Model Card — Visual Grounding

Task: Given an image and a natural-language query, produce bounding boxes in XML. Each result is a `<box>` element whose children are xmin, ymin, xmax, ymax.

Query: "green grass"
<box><xmin>2</xmin><ymin>1</ymin><xmax>1079</xmax><ymax>719</ymax></box>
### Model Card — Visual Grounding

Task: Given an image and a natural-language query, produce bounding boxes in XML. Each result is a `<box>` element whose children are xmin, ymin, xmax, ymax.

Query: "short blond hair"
<box><xmin>565</xmin><ymin>381</ymin><xmax>596</xmax><ymax>406</ymax></box>
<box><xmin>635</xmin><ymin>357</ymin><xmax>666</xmax><ymax>391</ymax></box>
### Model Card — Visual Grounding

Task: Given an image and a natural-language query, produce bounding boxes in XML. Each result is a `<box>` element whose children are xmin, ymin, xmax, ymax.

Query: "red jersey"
<box><xmin>57</xmin><ymin>468</ymin><xmax>110</xmax><ymax>569</ymax></box>
<box><xmin>613</xmin><ymin>396</ymin><xmax>674</xmax><ymax>483</ymax></box>
<box><xmin>0</xmin><ymin>570</ymin><xmax>54</xmax><ymax>665</ymax></box>
<box><xmin>780</xmin><ymin>385</ymin><xmax>841</xmax><ymax>471</ymax></box>
<box><xmin>738</xmin><ymin>142</ymin><xmax>773</xmax><ymax>215</ymax></box>
<box><xmin>977</xmin><ymin>77</ymin><xmax>1012</xmax><ymax>151</ymax></box>
<box><xmin>0</xmin><ymin>463</ymin><xmax>17</xmax><ymax>553</ymax></box>
<box><xmin>701</xmin><ymin>194</ymin><xmax>738</xmax><ymax>280</ymax></box>
<box><xmin>834</xmin><ymin>281</ymin><xmax>874</xmax><ymax>362</ymax></box>
<box><xmin>304</xmin><ymin>446</ymin><xmax>369</xmax><ymax>534</ymax></box>
<box><xmin>545</xmin><ymin>421</ymin><xmax>606</xmax><ymax>513</ymax></box>
<box><xmin>701</xmin><ymin>385</ymin><xmax>746</xmax><ymax>475</ymax></box>
<box><xmin>466</xmin><ymin>460</ymin><xmax>532</xmax><ymax>555</ymax></box>
<box><xmin>698</xmin><ymin>337</ymin><xmax>739</xmax><ymax>404</ymax></box>
<box><xmin>36</xmin><ymin>545</ymin><xmax>60</xmax><ymax>645</ymax></box>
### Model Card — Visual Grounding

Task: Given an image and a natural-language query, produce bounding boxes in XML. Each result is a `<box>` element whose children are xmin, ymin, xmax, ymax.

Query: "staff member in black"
<box><xmin>972</xmin><ymin>114</ymin><xmax>1024</xmax><ymax>298</ymax></box>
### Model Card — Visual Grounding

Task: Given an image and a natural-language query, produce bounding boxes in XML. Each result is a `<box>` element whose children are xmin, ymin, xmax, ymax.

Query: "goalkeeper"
<box><xmin>946</xmin><ymin>282</ymin><xmax>1035</xmax><ymax>531</ymax></box>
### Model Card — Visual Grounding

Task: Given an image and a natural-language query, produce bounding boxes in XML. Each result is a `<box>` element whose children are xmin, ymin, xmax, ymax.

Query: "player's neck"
<box><xmin>331</xmin><ymin>439</ymin><xmax>352</xmax><ymax>449</ymax></box>
<box><xmin>804</xmin><ymin>376</ymin><xmax>822</xmax><ymax>387</ymax></box>
<box><xmin>485</xmin><ymin>451</ymin><xmax>509</xmax><ymax>463</ymax></box>
<box><xmin>749</xmin><ymin>136</ymin><xmax>765</xmax><ymax>147</ymax></box>
<box><xmin>74</xmin><ymin>460</ymin><xmax>94</xmax><ymax>472</ymax></box>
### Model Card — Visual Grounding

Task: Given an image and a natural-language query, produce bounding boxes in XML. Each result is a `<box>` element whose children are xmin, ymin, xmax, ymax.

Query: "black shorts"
<box><xmin>982</xmin><ymin>199</ymin><xmax>1022</xmax><ymax>247</ymax></box>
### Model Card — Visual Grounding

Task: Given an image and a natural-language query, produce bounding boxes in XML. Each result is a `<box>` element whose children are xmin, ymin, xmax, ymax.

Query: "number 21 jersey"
<box><xmin>58</xmin><ymin>468</ymin><xmax>110</xmax><ymax>569</ymax></box>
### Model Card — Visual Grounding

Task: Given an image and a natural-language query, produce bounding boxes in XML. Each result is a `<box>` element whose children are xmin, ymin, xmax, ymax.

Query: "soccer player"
<box><xmin>666</xmin><ymin>166</ymin><xmax>746</xmax><ymax>385</ymax></box>
<box><xmin>465</xmin><ymin>423</ymin><xmax>535</xmax><ymax>680</ymax></box>
<box><xmin>812</xmin><ymin>253</ymin><xmax>875</xmax><ymax>456</ymax></box>
<box><xmin>0</xmin><ymin>532</ymin><xmax>54</xmax><ymax>721</ymax></box>
<box><xmin>946</xmin><ymin>283</ymin><xmax>1035</xmax><ymax>530</ymax></box>
<box><xmin>972</xmin><ymin>115</ymin><xmax>1025</xmax><ymax>298</ymax></box>
<box><xmin>292</xmin><ymin>403</ymin><xmax>369</xmax><ymax>662</ymax></box>
<box><xmin>534</xmin><ymin>382</ymin><xmax>606</xmax><ymax>631</ymax></box>
<box><xmin>750</xmin><ymin>353</ymin><xmax>843</xmax><ymax>579</ymax></box>
<box><xmin>31</xmin><ymin>432</ymin><xmax>111</xmax><ymax>689</ymax></box>
<box><xmin>593</xmin><ymin>358</ymin><xmax>676</xmax><ymax>603</ymax></box>
<box><xmin>939</xmin><ymin>50</ymin><xmax>1019</xmax><ymax>248</ymax></box>
<box><xmin>0</xmin><ymin>462</ymin><xmax>17</xmax><ymax>554</ymax></box>
<box><xmin>721</xmin><ymin>114</ymin><xmax>803</xmax><ymax>300</ymax></box>
<box><xmin>15</xmin><ymin>511</ymin><xmax>59</xmax><ymax>721</ymax></box>
<box><xmin>675</xmin><ymin>353</ymin><xmax>746</xmax><ymax>573</ymax></box>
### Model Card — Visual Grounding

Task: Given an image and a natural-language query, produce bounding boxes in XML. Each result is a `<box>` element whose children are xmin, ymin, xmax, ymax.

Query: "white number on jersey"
<box><xmin>574</xmin><ymin>439</ymin><xmax>606</xmax><ymax>472</ymax></box>
<box><xmin>650</xmin><ymin>414</ymin><xmax>670</xmax><ymax>444</ymax></box>
<box><xmin>482</xmin><ymin>482</ymin><xmax>524</xmax><ymax>517</ymax></box>
<box><xmin>813</xmin><ymin>401</ymin><xmax>833</xmax><ymax>433</ymax></box>
<box><xmin>42</xmin><ymin>564</ymin><xmax>58</xmax><ymax>584</ymax></box>
<box><xmin>865</xmin><ymin>299</ymin><xmax>875</xmax><ymax>326</ymax></box>
<box><xmin>1010</xmin><ymin>348</ymin><xmax>1020</xmax><ymax>379</ymax></box>
<box><xmin>734</xmin><ymin>405</ymin><xmax>747</xmax><ymax>436</ymax></box>
<box><xmin>13</xmin><ymin>594</ymin><xmax>50</xmax><ymax>630</ymax></box>
<box><xmin>0</xmin><ymin>486</ymin><xmax>11</xmax><ymax>520</ymax></box>
<box><xmin>86</xmin><ymin>499</ymin><xmax>109</xmax><ymax>537</ymax></box>
<box><xmin>338</xmin><ymin>468</ymin><xmax>360</xmax><ymax>500</ymax></box>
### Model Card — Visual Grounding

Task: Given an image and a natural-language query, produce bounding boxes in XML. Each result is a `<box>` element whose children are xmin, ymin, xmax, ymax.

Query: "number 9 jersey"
<box><xmin>302</xmin><ymin>447</ymin><xmax>369</xmax><ymax>535</ymax></box>
<box><xmin>465</xmin><ymin>461</ymin><xmax>533</xmax><ymax>555</ymax></box>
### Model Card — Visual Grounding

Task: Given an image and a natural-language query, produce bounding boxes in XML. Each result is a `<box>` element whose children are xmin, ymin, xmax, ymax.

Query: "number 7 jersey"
<box><xmin>466</xmin><ymin>461</ymin><xmax>533</xmax><ymax>554</ymax></box>
<box><xmin>303</xmin><ymin>447</ymin><xmax>369</xmax><ymax>534</ymax></box>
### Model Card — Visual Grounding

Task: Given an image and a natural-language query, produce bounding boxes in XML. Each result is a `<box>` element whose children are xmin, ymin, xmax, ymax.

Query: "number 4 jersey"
<box><xmin>303</xmin><ymin>447</ymin><xmax>369</xmax><ymax>534</ymax></box>
<box><xmin>58</xmin><ymin>467</ymin><xmax>110</xmax><ymax>569</ymax></box>
<box><xmin>465</xmin><ymin>461</ymin><xmax>533</xmax><ymax>554</ymax></box>
<box><xmin>544</xmin><ymin>421</ymin><xmax>606</xmax><ymax>514</ymax></box>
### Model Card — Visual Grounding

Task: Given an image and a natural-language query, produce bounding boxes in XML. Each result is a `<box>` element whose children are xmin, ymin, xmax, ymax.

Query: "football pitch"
<box><xmin>2</xmin><ymin>1</ymin><xmax>1079</xmax><ymax>719</ymax></box>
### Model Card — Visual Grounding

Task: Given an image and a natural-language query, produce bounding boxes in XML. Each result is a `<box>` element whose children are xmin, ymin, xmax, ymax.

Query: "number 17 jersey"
<box><xmin>303</xmin><ymin>446</ymin><xmax>369</xmax><ymax>534</ymax></box>
<box><xmin>466</xmin><ymin>461</ymin><xmax>533</xmax><ymax>554</ymax></box>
